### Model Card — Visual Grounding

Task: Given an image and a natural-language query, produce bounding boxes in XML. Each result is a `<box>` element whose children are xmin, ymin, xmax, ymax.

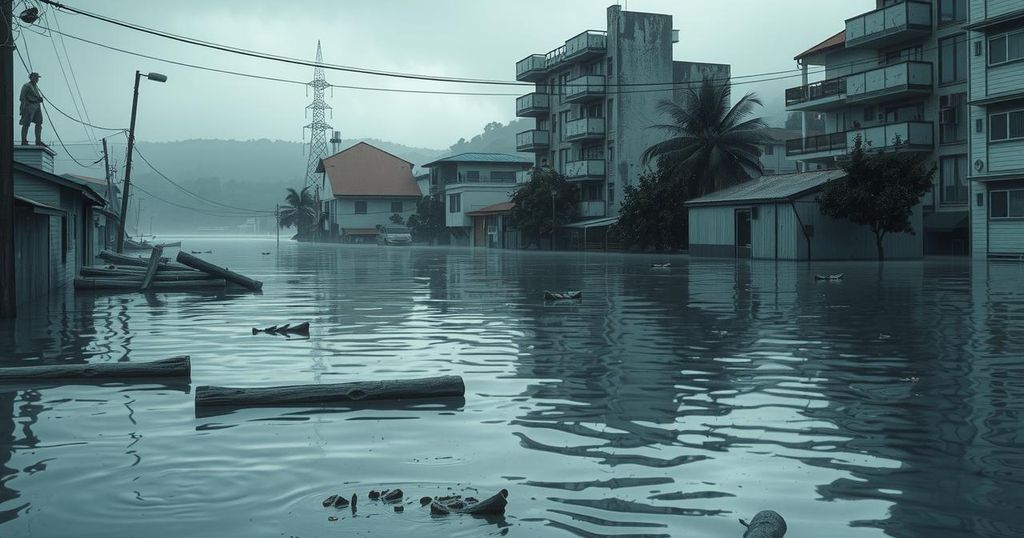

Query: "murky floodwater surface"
<box><xmin>0</xmin><ymin>238</ymin><xmax>1022</xmax><ymax>537</ymax></box>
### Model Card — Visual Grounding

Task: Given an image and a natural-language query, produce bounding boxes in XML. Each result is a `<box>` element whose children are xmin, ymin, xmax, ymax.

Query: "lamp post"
<box><xmin>550</xmin><ymin>187</ymin><xmax>556</xmax><ymax>251</ymax></box>
<box><xmin>116</xmin><ymin>70</ymin><xmax>166</xmax><ymax>253</ymax></box>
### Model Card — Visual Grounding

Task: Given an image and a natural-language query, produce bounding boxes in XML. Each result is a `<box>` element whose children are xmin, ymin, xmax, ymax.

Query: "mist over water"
<box><xmin>0</xmin><ymin>238</ymin><xmax>1021</xmax><ymax>537</ymax></box>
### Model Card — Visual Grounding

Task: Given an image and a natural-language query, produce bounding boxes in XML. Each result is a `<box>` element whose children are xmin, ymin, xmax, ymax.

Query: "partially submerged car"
<box><xmin>377</xmin><ymin>225</ymin><xmax>413</xmax><ymax>246</ymax></box>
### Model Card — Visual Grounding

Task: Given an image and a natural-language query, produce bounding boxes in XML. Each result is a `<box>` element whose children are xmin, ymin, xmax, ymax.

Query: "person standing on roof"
<box><xmin>20</xmin><ymin>72</ymin><xmax>46</xmax><ymax>147</ymax></box>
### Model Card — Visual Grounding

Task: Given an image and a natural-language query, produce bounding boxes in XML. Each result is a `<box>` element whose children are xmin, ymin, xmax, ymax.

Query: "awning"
<box><xmin>14</xmin><ymin>194</ymin><xmax>64</xmax><ymax>216</ymax></box>
<box><xmin>562</xmin><ymin>216</ymin><xmax>618</xmax><ymax>229</ymax></box>
<box><xmin>924</xmin><ymin>211</ymin><xmax>968</xmax><ymax>232</ymax></box>
<box><xmin>342</xmin><ymin>228</ymin><xmax>379</xmax><ymax>236</ymax></box>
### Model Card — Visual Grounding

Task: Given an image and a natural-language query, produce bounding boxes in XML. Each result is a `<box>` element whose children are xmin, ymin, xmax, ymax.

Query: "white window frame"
<box><xmin>989</xmin><ymin>109</ymin><xmax>1024</xmax><ymax>142</ymax></box>
<box><xmin>988</xmin><ymin>29</ymin><xmax>1024</xmax><ymax>66</ymax></box>
<box><xmin>448</xmin><ymin>193</ymin><xmax>461</xmax><ymax>213</ymax></box>
<box><xmin>989</xmin><ymin>189</ymin><xmax>1024</xmax><ymax>219</ymax></box>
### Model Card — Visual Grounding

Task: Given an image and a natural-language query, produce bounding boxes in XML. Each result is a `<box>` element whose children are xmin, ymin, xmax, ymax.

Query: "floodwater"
<box><xmin>0</xmin><ymin>237</ymin><xmax>1022</xmax><ymax>538</ymax></box>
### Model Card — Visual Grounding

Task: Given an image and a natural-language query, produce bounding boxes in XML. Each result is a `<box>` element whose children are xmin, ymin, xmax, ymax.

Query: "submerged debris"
<box><xmin>382</xmin><ymin>488</ymin><xmax>403</xmax><ymax>502</ymax></box>
<box><xmin>322</xmin><ymin>495</ymin><xmax>338</xmax><ymax>508</ymax></box>
<box><xmin>368</xmin><ymin>490</ymin><xmax>381</xmax><ymax>500</ymax></box>
<box><xmin>814</xmin><ymin>273</ymin><xmax>844</xmax><ymax>281</ymax></box>
<box><xmin>394</xmin><ymin>505</ymin><xmax>404</xmax><ymax>513</ymax></box>
<box><xmin>430</xmin><ymin>489</ymin><xmax>508</xmax><ymax>516</ymax></box>
<box><xmin>419</xmin><ymin>496</ymin><xmax>432</xmax><ymax>506</ymax></box>
<box><xmin>251</xmin><ymin>322</ymin><xmax>310</xmax><ymax>336</ymax></box>
<box><xmin>739</xmin><ymin>510</ymin><xmax>787</xmax><ymax>538</ymax></box>
<box><xmin>544</xmin><ymin>290</ymin><xmax>582</xmax><ymax>301</ymax></box>
<box><xmin>333</xmin><ymin>496</ymin><xmax>349</xmax><ymax>508</ymax></box>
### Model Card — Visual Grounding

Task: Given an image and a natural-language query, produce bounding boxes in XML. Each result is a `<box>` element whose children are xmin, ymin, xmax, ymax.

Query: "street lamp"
<box><xmin>116</xmin><ymin>71</ymin><xmax>167</xmax><ymax>253</ymax></box>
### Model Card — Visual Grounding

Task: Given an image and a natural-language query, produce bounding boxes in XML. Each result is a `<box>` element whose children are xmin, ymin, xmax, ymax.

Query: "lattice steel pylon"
<box><xmin>303</xmin><ymin>41</ymin><xmax>332</xmax><ymax>191</ymax></box>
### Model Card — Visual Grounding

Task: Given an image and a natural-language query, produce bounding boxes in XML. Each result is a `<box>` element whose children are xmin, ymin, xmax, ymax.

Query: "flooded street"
<box><xmin>1</xmin><ymin>237</ymin><xmax>1022</xmax><ymax>537</ymax></box>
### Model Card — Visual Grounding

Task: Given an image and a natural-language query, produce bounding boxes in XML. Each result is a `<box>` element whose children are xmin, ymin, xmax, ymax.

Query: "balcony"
<box><xmin>516</xmin><ymin>92</ymin><xmax>550</xmax><ymax>117</ymax></box>
<box><xmin>545</xmin><ymin>45</ymin><xmax>566</xmax><ymax>70</ymax></box>
<box><xmin>845</xmin><ymin>1</ymin><xmax>932</xmax><ymax>49</ymax></box>
<box><xmin>786</xmin><ymin>132</ymin><xmax>849</xmax><ymax>158</ymax></box>
<box><xmin>516</xmin><ymin>129</ymin><xmax>550</xmax><ymax>153</ymax></box>
<box><xmin>579</xmin><ymin>200</ymin><xmax>606</xmax><ymax>218</ymax></box>
<box><xmin>516</xmin><ymin>54</ymin><xmax>548</xmax><ymax>82</ymax></box>
<box><xmin>565</xmin><ymin>159</ymin><xmax>606</xmax><ymax>180</ymax></box>
<box><xmin>565</xmin><ymin>75</ymin><xmax>606</xmax><ymax>103</ymax></box>
<box><xmin>786</xmin><ymin>121</ymin><xmax>934</xmax><ymax>158</ymax></box>
<box><xmin>846</xmin><ymin>61</ymin><xmax>933</xmax><ymax>105</ymax></box>
<box><xmin>785</xmin><ymin>77</ymin><xmax>848</xmax><ymax>111</ymax></box>
<box><xmin>564</xmin><ymin>118</ymin><xmax>606</xmax><ymax>141</ymax></box>
<box><xmin>564</xmin><ymin>30</ymin><xmax>607</xmax><ymax>61</ymax></box>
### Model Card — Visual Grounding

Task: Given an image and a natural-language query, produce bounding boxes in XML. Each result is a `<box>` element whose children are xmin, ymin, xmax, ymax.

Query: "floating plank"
<box><xmin>176</xmin><ymin>251</ymin><xmax>263</xmax><ymax>291</ymax></box>
<box><xmin>75</xmin><ymin>277</ymin><xmax>226</xmax><ymax>290</ymax></box>
<box><xmin>544</xmin><ymin>290</ymin><xmax>582</xmax><ymax>301</ymax></box>
<box><xmin>196</xmin><ymin>375</ymin><xmax>465</xmax><ymax>408</ymax></box>
<box><xmin>740</xmin><ymin>510</ymin><xmax>788</xmax><ymax>538</ymax></box>
<box><xmin>0</xmin><ymin>356</ymin><xmax>190</xmax><ymax>381</ymax></box>
<box><xmin>81</xmin><ymin>267</ymin><xmax>207</xmax><ymax>280</ymax></box>
<box><xmin>98</xmin><ymin>250</ymin><xmax>192</xmax><ymax>271</ymax></box>
<box><xmin>140</xmin><ymin>245</ymin><xmax>165</xmax><ymax>291</ymax></box>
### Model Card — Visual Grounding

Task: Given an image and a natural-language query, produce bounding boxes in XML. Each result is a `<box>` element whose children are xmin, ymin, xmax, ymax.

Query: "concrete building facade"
<box><xmin>787</xmin><ymin>0</ymin><xmax>973</xmax><ymax>256</ymax></box>
<box><xmin>966</xmin><ymin>0</ymin><xmax>1024</xmax><ymax>258</ymax></box>
<box><xmin>514</xmin><ymin>4</ymin><xmax>730</xmax><ymax>222</ymax></box>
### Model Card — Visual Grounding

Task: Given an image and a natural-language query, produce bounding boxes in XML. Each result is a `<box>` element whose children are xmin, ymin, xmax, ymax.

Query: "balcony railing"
<box><xmin>785</xmin><ymin>77</ymin><xmax>847</xmax><ymax>107</ymax></box>
<box><xmin>846</xmin><ymin>60</ymin><xmax>933</xmax><ymax>102</ymax></box>
<box><xmin>565</xmin><ymin>75</ymin><xmax>605</xmax><ymax>102</ymax></box>
<box><xmin>564</xmin><ymin>30</ymin><xmax>607</xmax><ymax>60</ymax></box>
<box><xmin>516</xmin><ymin>92</ymin><xmax>551</xmax><ymax>117</ymax></box>
<box><xmin>516</xmin><ymin>130</ymin><xmax>550</xmax><ymax>152</ymax></box>
<box><xmin>786</xmin><ymin>121</ymin><xmax>934</xmax><ymax>156</ymax></box>
<box><xmin>564</xmin><ymin>118</ymin><xmax>606</xmax><ymax>141</ymax></box>
<box><xmin>846</xmin><ymin>1</ymin><xmax>932</xmax><ymax>48</ymax></box>
<box><xmin>786</xmin><ymin>132</ymin><xmax>848</xmax><ymax>156</ymax></box>
<box><xmin>565</xmin><ymin>159</ymin><xmax>606</xmax><ymax>179</ymax></box>
<box><xmin>545</xmin><ymin>45</ymin><xmax>566</xmax><ymax>69</ymax></box>
<box><xmin>579</xmin><ymin>200</ymin><xmax>606</xmax><ymax>218</ymax></box>
<box><xmin>516</xmin><ymin>54</ymin><xmax>548</xmax><ymax>81</ymax></box>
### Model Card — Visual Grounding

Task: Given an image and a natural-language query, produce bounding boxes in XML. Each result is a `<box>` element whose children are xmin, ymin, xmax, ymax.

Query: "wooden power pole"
<box><xmin>1</xmin><ymin>0</ymin><xmax>16</xmax><ymax>318</ymax></box>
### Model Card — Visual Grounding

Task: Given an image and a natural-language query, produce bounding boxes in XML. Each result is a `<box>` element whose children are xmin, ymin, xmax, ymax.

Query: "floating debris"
<box><xmin>382</xmin><ymin>488</ymin><xmax>403</xmax><ymax>502</ymax></box>
<box><xmin>368</xmin><ymin>490</ymin><xmax>381</xmax><ymax>500</ymax></box>
<box><xmin>739</xmin><ymin>510</ymin><xmax>787</xmax><ymax>538</ymax></box>
<box><xmin>430</xmin><ymin>489</ymin><xmax>508</xmax><ymax>516</ymax></box>
<box><xmin>322</xmin><ymin>495</ymin><xmax>338</xmax><ymax>508</ymax></box>
<box><xmin>351</xmin><ymin>493</ymin><xmax>357</xmax><ymax>513</ymax></box>
<box><xmin>544</xmin><ymin>290</ymin><xmax>582</xmax><ymax>301</ymax></box>
<box><xmin>814</xmin><ymin>273</ymin><xmax>844</xmax><ymax>281</ymax></box>
<box><xmin>394</xmin><ymin>505</ymin><xmax>404</xmax><ymax>513</ymax></box>
<box><xmin>419</xmin><ymin>496</ymin><xmax>432</xmax><ymax>506</ymax></box>
<box><xmin>333</xmin><ymin>496</ymin><xmax>349</xmax><ymax>508</ymax></box>
<box><xmin>251</xmin><ymin>322</ymin><xmax>311</xmax><ymax>336</ymax></box>
<box><xmin>651</xmin><ymin>262</ymin><xmax>671</xmax><ymax>269</ymax></box>
<box><xmin>328</xmin><ymin>516</ymin><xmax>338</xmax><ymax>522</ymax></box>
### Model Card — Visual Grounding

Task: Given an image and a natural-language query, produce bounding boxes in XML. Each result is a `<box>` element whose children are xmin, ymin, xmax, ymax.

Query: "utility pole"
<box><xmin>275</xmin><ymin>204</ymin><xmax>280</xmax><ymax>248</ymax></box>
<box><xmin>1</xmin><ymin>0</ymin><xmax>16</xmax><ymax>318</ymax></box>
<box><xmin>116</xmin><ymin>70</ymin><xmax>166</xmax><ymax>252</ymax></box>
<box><xmin>550</xmin><ymin>188</ymin><xmax>556</xmax><ymax>251</ymax></box>
<box><xmin>102</xmin><ymin>137</ymin><xmax>115</xmax><ymax>249</ymax></box>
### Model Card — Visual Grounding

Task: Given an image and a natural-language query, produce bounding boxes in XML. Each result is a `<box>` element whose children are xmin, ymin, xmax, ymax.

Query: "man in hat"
<box><xmin>20</xmin><ymin>72</ymin><xmax>45</xmax><ymax>146</ymax></box>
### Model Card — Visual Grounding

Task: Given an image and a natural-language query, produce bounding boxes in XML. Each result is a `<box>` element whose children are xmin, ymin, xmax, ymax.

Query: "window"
<box><xmin>940</xmin><ymin>155</ymin><xmax>968</xmax><ymax>205</ymax></box>
<box><xmin>863</xmin><ymin>105</ymin><xmax>876</xmax><ymax>122</ymax></box>
<box><xmin>607</xmin><ymin>142</ymin><xmax>615</xmax><ymax>168</ymax></box>
<box><xmin>465</xmin><ymin>171</ymin><xmax>480</xmax><ymax>182</ymax></box>
<box><xmin>448</xmin><ymin>193</ymin><xmax>461</xmax><ymax>213</ymax></box>
<box><xmin>989</xmin><ymin>30</ymin><xmax>1024</xmax><ymax>65</ymax></box>
<box><xmin>354</xmin><ymin>201</ymin><xmax>367</xmax><ymax>214</ymax></box>
<box><xmin>939</xmin><ymin>0</ymin><xmax>966</xmax><ymax>24</ymax></box>
<box><xmin>391</xmin><ymin>201</ymin><xmax>403</xmax><ymax>213</ymax></box>
<box><xmin>940</xmin><ymin>93</ymin><xmax>967</xmax><ymax>144</ymax></box>
<box><xmin>939</xmin><ymin>35</ymin><xmax>967</xmax><ymax>84</ymax></box>
<box><xmin>607</xmin><ymin>182</ymin><xmax>615</xmax><ymax>207</ymax></box>
<box><xmin>491</xmin><ymin>171</ymin><xmax>515</xmax><ymax>182</ymax></box>
<box><xmin>764</xmin><ymin>144</ymin><xmax>774</xmax><ymax>155</ymax></box>
<box><xmin>990</xmin><ymin>110</ymin><xmax>1024</xmax><ymax>141</ymax></box>
<box><xmin>990</xmin><ymin>190</ymin><xmax>1024</xmax><ymax>218</ymax></box>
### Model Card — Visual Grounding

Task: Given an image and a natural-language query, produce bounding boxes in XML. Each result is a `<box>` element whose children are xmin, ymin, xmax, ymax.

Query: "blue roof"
<box><xmin>685</xmin><ymin>170</ymin><xmax>846</xmax><ymax>207</ymax></box>
<box><xmin>422</xmin><ymin>152</ymin><xmax>532</xmax><ymax>168</ymax></box>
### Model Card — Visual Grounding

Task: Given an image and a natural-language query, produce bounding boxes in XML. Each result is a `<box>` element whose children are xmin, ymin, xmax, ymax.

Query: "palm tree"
<box><xmin>642</xmin><ymin>78</ymin><xmax>770</xmax><ymax>197</ymax></box>
<box><xmin>279</xmin><ymin>186</ymin><xmax>318</xmax><ymax>237</ymax></box>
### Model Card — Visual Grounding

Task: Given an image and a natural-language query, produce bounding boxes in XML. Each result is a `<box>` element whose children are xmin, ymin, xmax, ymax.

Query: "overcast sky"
<box><xmin>18</xmin><ymin>0</ymin><xmax>872</xmax><ymax>160</ymax></box>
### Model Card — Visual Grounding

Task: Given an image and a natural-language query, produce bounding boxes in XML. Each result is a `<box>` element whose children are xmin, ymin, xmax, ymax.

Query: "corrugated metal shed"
<box><xmin>422</xmin><ymin>153</ymin><xmax>532</xmax><ymax>168</ymax></box>
<box><xmin>685</xmin><ymin>170</ymin><xmax>846</xmax><ymax>207</ymax></box>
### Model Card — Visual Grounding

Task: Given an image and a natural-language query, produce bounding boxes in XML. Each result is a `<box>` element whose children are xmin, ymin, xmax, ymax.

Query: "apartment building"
<box><xmin>514</xmin><ymin>4</ymin><xmax>730</xmax><ymax>223</ymax></box>
<box><xmin>786</xmin><ymin>0</ymin><xmax>973</xmax><ymax>255</ymax></box>
<box><xmin>967</xmin><ymin>0</ymin><xmax>1024</xmax><ymax>258</ymax></box>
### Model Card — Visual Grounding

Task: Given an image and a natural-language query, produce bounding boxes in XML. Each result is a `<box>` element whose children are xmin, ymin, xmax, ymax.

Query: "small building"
<box><xmin>465</xmin><ymin>201</ymin><xmax>521</xmax><ymax>249</ymax></box>
<box><xmin>63</xmin><ymin>173</ymin><xmax>121</xmax><ymax>256</ymax></box>
<box><xmin>686</xmin><ymin>170</ymin><xmax>923</xmax><ymax>260</ymax></box>
<box><xmin>318</xmin><ymin>142</ymin><xmax>421</xmax><ymax>243</ymax></box>
<box><xmin>421</xmin><ymin>152</ymin><xmax>532</xmax><ymax>246</ymax></box>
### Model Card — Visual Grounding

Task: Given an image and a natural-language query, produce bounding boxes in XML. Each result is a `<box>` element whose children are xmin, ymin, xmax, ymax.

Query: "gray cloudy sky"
<box><xmin>19</xmin><ymin>0</ymin><xmax>872</xmax><ymax>156</ymax></box>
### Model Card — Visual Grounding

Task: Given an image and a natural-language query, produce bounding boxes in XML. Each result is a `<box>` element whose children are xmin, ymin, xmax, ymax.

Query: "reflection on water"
<box><xmin>0</xmin><ymin>238</ymin><xmax>1022</xmax><ymax>537</ymax></box>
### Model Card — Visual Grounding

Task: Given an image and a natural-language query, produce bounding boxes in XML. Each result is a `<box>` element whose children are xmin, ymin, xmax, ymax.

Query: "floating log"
<box><xmin>176</xmin><ymin>251</ymin><xmax>263</xmax><ymax>291</ymax></box>
<box><xmin>544</xmin><ymin>290</ymin><xmax>582</xmax><ymax>301</ymax></box>
<box><xmin>251</xmin><ymin>322</ymin><xmax>310</xmax><ymax>336</ymax></box>
<box><xmin>140</xmin><ymin>245</ymin><xmax>165</xmax><ymax>291</ymax></box>
<box><xmin>98</xmin><ymin>250</ymin><xmax>192</xmax><ymax>271</ymax></box>
<box><xmin>0</xmin><ymin>356</ymin><xmax>190</xmax><ymax>382</ymax></box>
<box><xmin>430</xmin><ymin>490</ymin><xmax>508</xmax><ymax>516</ymax></box>
<box><xmin>740</xmin><ymin>510</ymin><xmax>787</xmax><ymax>538</ymax></box>
<box><xmin>75</xmin><ymin>277</ymin><xmax>226</xmax><ymax>290</ymax></box>
<box><xmin>195</xmin><ymin>375</ymin><xmax>465</xmax><ymax>409</ymax></box>
<box><xmin>81</xmin><ymin>268</ymin><xmax>209</xmax><ymax>281</ymax></box>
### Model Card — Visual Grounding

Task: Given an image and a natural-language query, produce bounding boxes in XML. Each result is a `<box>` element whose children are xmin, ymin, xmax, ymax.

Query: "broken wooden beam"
<box><xmin>81</xmin><ymin>267</ymin><xmax>209</xmax><ymax>280</ymax></box>
<box><xmin>75</xmin><ymin>277</ymin><xmax>226</xmax><ymax>290</ymax></box>
<box><xmin>196</xmin><ymin>375</ymin><xmax>465</xmax><ymax>409</ymax></box>
<box><xmin>98</xmin><ymin>250</ymin><xmax>191</xmax><ymax>271</ymax></box>
<box><xmin>140</xmin><ymin>245</ymin><xmax>165</xmax><ymax>291</ymax></box>
<box><xmin>0</xmin><ymin>356</ymin><xmax>190</xmax><ymax>382</ymax></box>
<box><xmin>176</xmin><ymin>251</ymin><xmax>263</xmax><ymax>291</ymax></box>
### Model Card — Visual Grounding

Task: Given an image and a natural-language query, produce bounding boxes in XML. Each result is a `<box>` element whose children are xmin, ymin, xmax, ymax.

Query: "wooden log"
<box><xmin>75</xmin><ymin>277</ymin><xmax>226</xmax><ymax>290</ymax></box>
<box><xmin>196</xmin><ymin>375</ymin><xmax>465</xmax><ymax>408</ymax></box>
<box><xmin>140</xmin><ymin>245</ymin><xmax>165</xmax><ymax>291</ymax></box>
<box><xmin>740</xmin><ymin>511</ymin><xmax>787</xmax><ymax>538</ymax></box>
<box><xmin>81</xmin><ymin>267</ymin><xmax>207</xmax><ymax>280</ymax></box>
<box><xmin>0</xmin><ymin>356</ymin><xmax>190</xmax><ymax>381</ymax></box>
<box><xmin>97</xmin><ymin>251</ymin><xmax>192</xmax><ymax>271</ymax></box>
<box><xmin>176</xmin><ymin>251</ymin><xmax>263</xmax><ymax>291</ymax></box>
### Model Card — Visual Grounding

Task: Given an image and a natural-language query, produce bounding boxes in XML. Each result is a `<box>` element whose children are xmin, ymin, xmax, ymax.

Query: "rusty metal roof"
<box><xmin>795</xmin><ymin>30</ymin><xmax>846</xmax><ymax>61</ymax></box>
<box><xmin>319</xmin><ymin>142</ymin><xmax>421</xmax><ymax>198</ymax></box>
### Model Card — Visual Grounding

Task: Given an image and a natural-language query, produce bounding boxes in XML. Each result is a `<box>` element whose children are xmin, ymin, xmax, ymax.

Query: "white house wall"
<box><xmin>329</xmin><ymin>197</ymin><xmax>418</xmax><ymax>232</ymax></box>
<box><xmin>445</xmin><ymin>185</ymin><xmax>513</xmax><ymax>228</ymax></box>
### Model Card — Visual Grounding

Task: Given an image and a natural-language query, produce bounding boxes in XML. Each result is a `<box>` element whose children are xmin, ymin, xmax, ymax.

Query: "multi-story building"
<box><xmin>514</xmin><ymin>4</ymin><xmax>730</xmax><ymax>223</ymax></box>
<box><xmin>786</xmin><ymin>0</ymin><xmax>973</xmax><ymax>255</ymax></box>
<box><xmin>967</xmin><ymin>0</ymin><xmax>1024</xmax><ymax>258</ymax></box>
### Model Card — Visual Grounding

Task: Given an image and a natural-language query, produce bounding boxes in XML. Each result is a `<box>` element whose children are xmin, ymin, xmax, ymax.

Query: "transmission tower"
<box><xmin>304</xmin><ymin>41</ymin><xmax>332</xmax><ymax>191</ymax></box>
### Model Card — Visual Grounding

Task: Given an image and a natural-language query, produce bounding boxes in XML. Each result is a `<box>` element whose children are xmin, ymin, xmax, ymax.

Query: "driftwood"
<box><xmin>195</xmin><ymin>375</ymin><xmax>465</xmax><ymax>409</ymax></box>
<box><xmin>81</xmin><ymin>268</ymin><xmax>212</xmax><ymax>281</ymax></box>
<box><xmin>75</xmin><ymin>277</ymin><xmax>226</xmax><ymax>290</ymax></box>
<box><xmin>0</xmin><ymin>356</ymin><xmax>190</xmax><ymax>382</ymax></box>
<box><xmin>430</xmin><ymin>489</ymin><xmax>508</xmax><ymax>515</ymax></box>
<box><xmin>251</xmin><ymin>322</ymin><xmax>310</xmax><ymax>336</ymax></box>
<box><xmin>176</xmin><ymin>251</ymin><xmax>263</xmax><ymax>291</ymax></box>
<box><xmin>140</xmin><ymin>245</ymin><xmax>165</xmax><ymax>291</ymax></box>
<box><xmin>740</xmin><ymin>510</ymin><xmax>787</xmax><ymax>538</ymax></box>
<box><xmin>98</xmin><ymin>250</ymin><xmax>191</xmax><ymax>271</ymax></box>
<box><xmin>544</xmin><ymin>290</ymin><xmax>582</xmax><ymax>301</ymax></box>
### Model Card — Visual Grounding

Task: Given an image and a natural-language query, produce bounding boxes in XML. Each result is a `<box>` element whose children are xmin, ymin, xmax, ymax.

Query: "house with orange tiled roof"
<box><xmin>317</xmin><ymin>141</ymin><xmax>422</xmax><ymax>243</ymax></box>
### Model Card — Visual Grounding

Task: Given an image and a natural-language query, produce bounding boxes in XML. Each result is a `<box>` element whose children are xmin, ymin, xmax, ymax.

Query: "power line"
<box><xmin>51</xmin><ymin>7</ymin><xmax>101</xmax><ymax>145</ymax></box>
<box><xmin>130</xmin><ymin>183</ymin><xmax>270</xmax><ymax>217</ymax></box>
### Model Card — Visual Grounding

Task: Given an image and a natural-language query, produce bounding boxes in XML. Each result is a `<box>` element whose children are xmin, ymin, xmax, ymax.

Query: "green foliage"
<box><xmin>643</xmin><ymin>77</ymin><xmax>770</xmax><ymax>196</ymax></box>
<box><xmin>279</xmin><ymin>186</ymin><xmax>318</xmax><ymax>237</ymax></box>
<box><xmin>406</xmin><ymin>196</ymin><xmax>446</xmax><ymax>243</ymax></box>
<box><xmin>617</xmin><ymin>168</ymin><xmax>690</xmax><ymax>251</ymax></box>
<box><xmin>817</xmin><ymin>136</ymin><xmax>935</xmax><ymax>260</ymax></box>
<box><xmin>510</xmin><ymin>168</ymin><xmax>579</xmax><ymax>248</ymax></box>
<box><xmin>389</xmin><ymin>213</ymin><xmax>405</xmax><ymax>225</ymax></box>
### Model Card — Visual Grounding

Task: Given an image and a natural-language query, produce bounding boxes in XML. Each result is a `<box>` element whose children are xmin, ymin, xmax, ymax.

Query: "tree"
<box><xmin>279</xmin><ymin>186</ymin><xmax>318</xmax><ymax>237</ymax></box>
<box><xmin>510</xmin><ymin>168</ymin><xmax>579</xmax><ymax>249</ymax></box>
<box><xmin>817</xmin><ymin>136</ymin><xmax>935</xmax><ymax>261</ymax></box>
<box><xmin>643</xmin><ymin>77</ymin><xmax>770</xmax><ymax>196</ymax></box>
<box><xmin>617</xmin><ymin>168</ymin><xmax>690</xmax><ymax>251</ymax></box>
<box><xmin>406</xmin><ymin>196</ymin><xmax>446</xmax><ymax>243</ymax></box>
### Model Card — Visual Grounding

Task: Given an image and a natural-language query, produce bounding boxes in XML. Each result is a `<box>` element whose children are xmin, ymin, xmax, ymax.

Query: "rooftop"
<box><xmin>795</xmin><ymin>30</ymin><xmax>845</xmax><ymax>61</ymax></box>
<box><xmin>465</xmin><ymin>201</ymin><xmax>515</xmax><ymax>216</ymax></box>
<box><xmin>685</xmin><ymin>169</ymin><xmax>846</xmax><ymax>207</ymax></box>
<box><xmin>318</xmin><ymin>142</ymin><xmax>421</xmax><ymax>198</ymax></box>
<box><xmin>422</xmin><ymin>153</ymin><xmax>532</xmax><ymax>168</ymax></box>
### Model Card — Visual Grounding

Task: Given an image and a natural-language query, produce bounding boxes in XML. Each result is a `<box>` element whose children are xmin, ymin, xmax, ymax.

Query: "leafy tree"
<box><xmin>617</xmin><ymin>168</ymin><xmax>690</xmax><ymax>251</ymax></box>
<box><xmin>817</xmin><ymin>136</ymin><xmax>935</xmax><ymax>261</ymax></box>
<box><xmin>406</xmin><ymin>196</ymin><xmax>446</xmax><ymax>243</ymax></box>
<box><xmin>389</xmin><ymin>213</ymin><xmax>405</xmax><ymax>226</ymax></box>
<box><xmin>510</xmin><ymin>168</ymin><xmax>579</xmax><ymax>249</ymax></box>
<box><xmin>279</xmin><ymin>186</ymin><xmax>318</xmax><ymax>237</ymax></box>
<box><xmin>643</xmin><ymin>77</ymin><xmax>770</xmax><ymax>196</ymax></box>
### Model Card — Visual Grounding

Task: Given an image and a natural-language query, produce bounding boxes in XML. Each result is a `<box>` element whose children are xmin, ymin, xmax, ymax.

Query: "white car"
<box><xmin>377</xmin><ymin>225</ymin><xmax>413</xmax><ymax>246</ymax></box>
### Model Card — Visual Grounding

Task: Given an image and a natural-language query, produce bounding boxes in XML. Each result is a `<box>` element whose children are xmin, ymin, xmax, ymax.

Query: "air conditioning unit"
<box><xmin>940</xmin><ymin>107</ymin><xmax>957</xmax><ymax>125</ymax></box>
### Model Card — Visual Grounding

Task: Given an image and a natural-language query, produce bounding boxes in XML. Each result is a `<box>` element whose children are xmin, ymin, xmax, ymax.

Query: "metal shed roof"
<box><xmin>422</xmin><ymin>153</ymin><xmax>532</xmax><ymax>168</ymax></box>
<box><xmin>685</xmin><ymin>170</ymin><xmax>846</xmax><ymax>207</ymax></box>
